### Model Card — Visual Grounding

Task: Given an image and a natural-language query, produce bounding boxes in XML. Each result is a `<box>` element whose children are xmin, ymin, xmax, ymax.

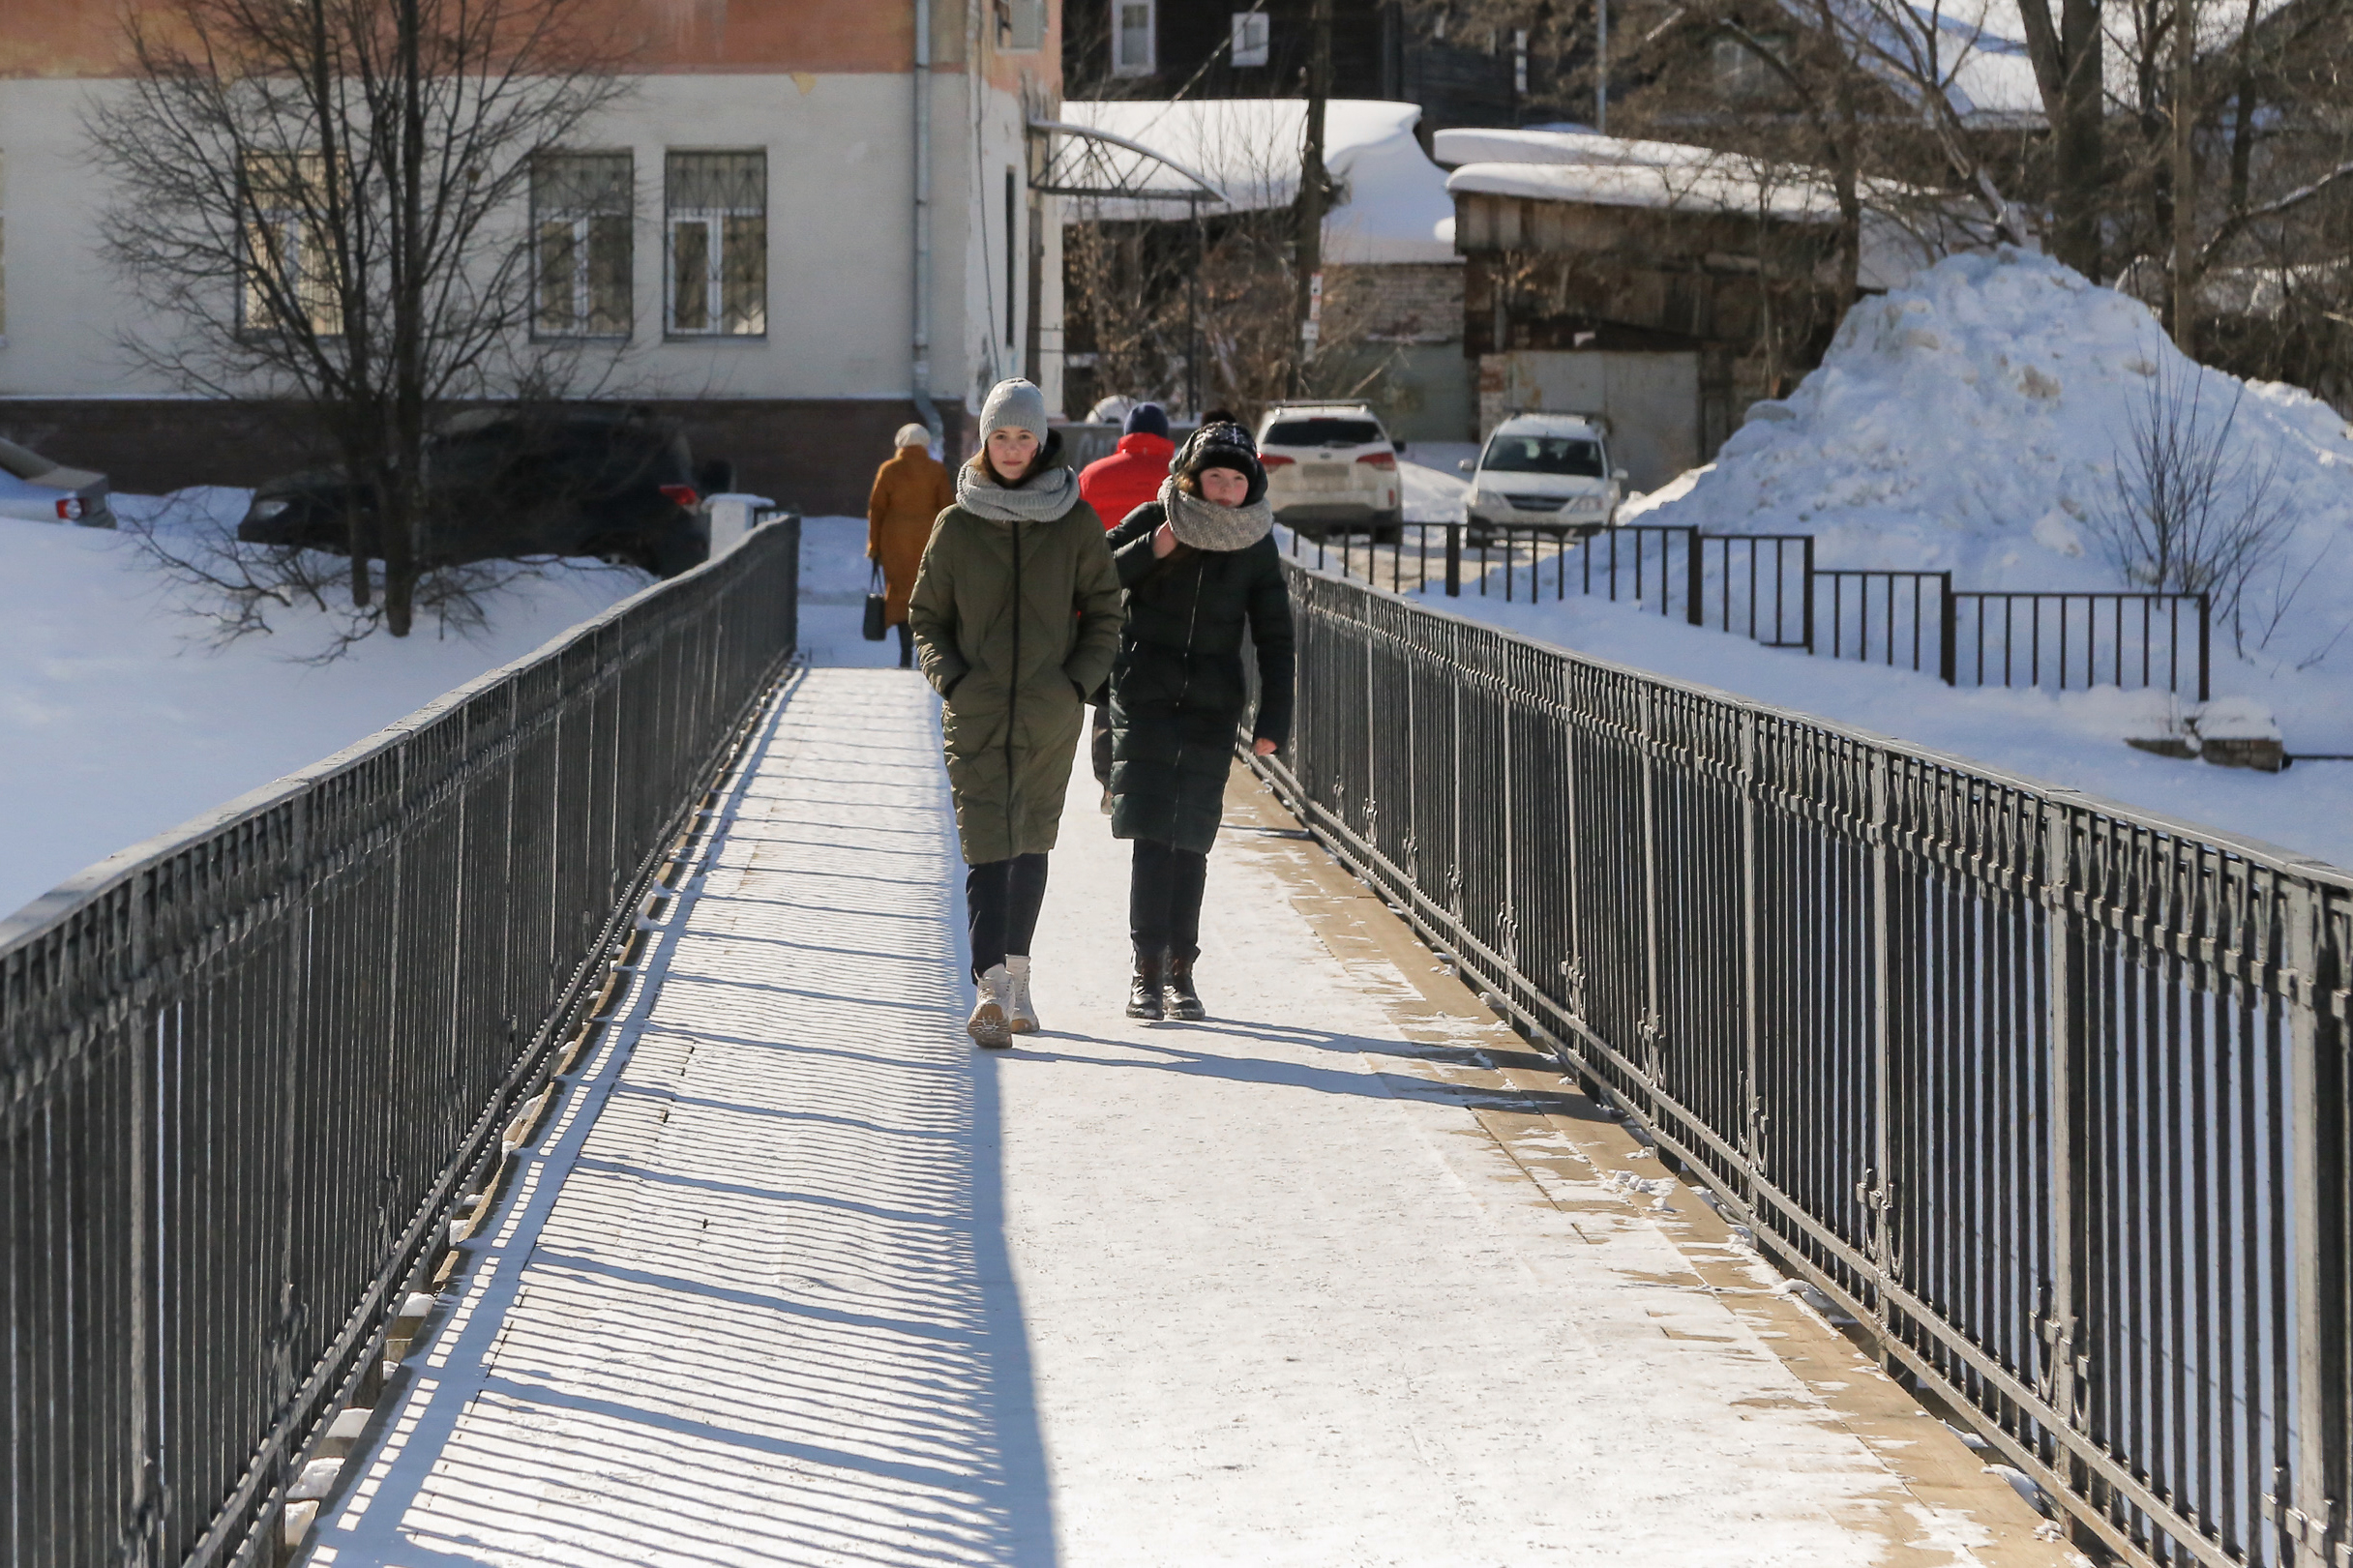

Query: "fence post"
<box><xmin>2039</xmin><ymin>797</ymin><xmax>2098</xmax><ymax>1550</ymax></box>
<box><xmin>2196</xmin><ymin>593</ymin><xmax>2212</xmax><ymax>703</ymax></box>
<box><xmin>1445</xmin><ymin>522</ymin><xmax>1462</xmax><ymax>597</ymax></box>
<box><xmin>1802</xmin><ymin>535</ymin><xmax>1817</xmax><ymax>655</ymax></box>
<box><xmin>1865</xmin><ymin>747</ymin><xmax>1897</xmax><ymax>1367</ymax></box>
<box><xmin>2282</xmin><ymin>879</ymin><xmax>2348</xmax><ymax>1568</ymax></box>
<box><xmin>1685</xmin><ymin>529</ymin><xmax>1704</xmax><ymax>628</ymax></box>
<box><xmin>1938</xmin><ymin>574</ymin><xmax>1957</xmax><ymax>685</ymax></box>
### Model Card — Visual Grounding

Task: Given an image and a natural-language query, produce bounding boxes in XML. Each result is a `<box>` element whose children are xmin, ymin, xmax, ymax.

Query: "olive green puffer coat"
<box><xmin>1103</xmin><ymin>502</ymin><xmax>1295</xmax><ymax>855</ymax></box>
<box><xmin>908</xmin><ymin>484</ymin><xmax>1125</xmax><ymax>865</ymax></box>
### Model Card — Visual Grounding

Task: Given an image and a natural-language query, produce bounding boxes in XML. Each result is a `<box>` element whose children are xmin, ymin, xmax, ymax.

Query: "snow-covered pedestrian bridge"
<box><xmin>306</xmin><ymin>667</ymin><xmax>2067</xmax><ymax>1567</ymax></box>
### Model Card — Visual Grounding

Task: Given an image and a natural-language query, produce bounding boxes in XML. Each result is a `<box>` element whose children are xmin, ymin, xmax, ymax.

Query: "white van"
<box><xmin>1256</xmin><ymin>400</ymin><xmax>1403</xmax><ymax>542</ymax></box>
<box><xmin>1459</xmin><ymin>413</ymin><xmax>1626</xmax><ymax>538</ymax></box>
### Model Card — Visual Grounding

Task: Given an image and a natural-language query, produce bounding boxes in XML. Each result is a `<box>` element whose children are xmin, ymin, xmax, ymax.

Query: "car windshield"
<box><xmin>1265</xmin><ymin>418</ymin><xmax>1384</xmax><ymax>448</ymax></box>
<box><xmin>0</xmin><ymin>438</ymin><xmax>55</xmax><ymax>482</ymax></box>
<box><xmin>1482</xmin><ymin>434</ymin><xmax>1604</xmax><ymax>477</ymax></box>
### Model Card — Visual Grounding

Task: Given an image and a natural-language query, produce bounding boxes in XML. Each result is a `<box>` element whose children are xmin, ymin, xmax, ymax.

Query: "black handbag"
<box><xmin>861</xmin><ymin>563</ymin><xmax>888</xmax><ymax>641</ymax></box>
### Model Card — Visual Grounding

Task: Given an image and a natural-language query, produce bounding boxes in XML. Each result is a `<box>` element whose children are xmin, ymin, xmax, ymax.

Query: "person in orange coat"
<box><xmin>1077</xmin><ymin>402</ymin><xmax>1176</xmax><ymax>531</ymax></box>
<box><xmin>867</xmin><ymin>424</ymin><xmax>956</xmax><ymax>666</ymax></box>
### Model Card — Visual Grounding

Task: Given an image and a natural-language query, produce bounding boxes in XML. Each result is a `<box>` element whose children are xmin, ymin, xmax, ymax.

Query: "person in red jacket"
<box><xmin>1078</xmin><ymin>402</ymin><xmax>1176</xmax><ymax>530</ymax></box>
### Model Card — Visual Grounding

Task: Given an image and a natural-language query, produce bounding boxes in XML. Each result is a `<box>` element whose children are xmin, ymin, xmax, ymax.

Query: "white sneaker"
<box><xmin>1004</xmin><ymin>955</ymin><xmax>1040</xmax><ymax>1034</ymax></box>
<box><xmin>968</xmin><ymin>964</ymin><xmax>1013</xmax><ymax>1049</ymax></box>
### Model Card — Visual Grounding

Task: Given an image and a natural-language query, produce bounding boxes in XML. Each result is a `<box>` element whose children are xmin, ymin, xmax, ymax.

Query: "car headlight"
<box><xmin>251</xmin><ymin>499</ymin><xmax>290</xmax><ymax>519</ymax></box>
<box><xmin>1565</xmin><ymin>495</ymin><xmax>1604</xmax><ymax>513</ymax></box>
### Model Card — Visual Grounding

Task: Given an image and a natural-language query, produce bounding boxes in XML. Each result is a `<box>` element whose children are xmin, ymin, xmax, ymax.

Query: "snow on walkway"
<box><xmin>310</xmin><ymin>666</ymin><xmax>2063</xmax><ymax>1568</ymax></box>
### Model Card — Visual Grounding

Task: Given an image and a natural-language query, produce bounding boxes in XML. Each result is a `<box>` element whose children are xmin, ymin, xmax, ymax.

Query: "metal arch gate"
<box><xmin>1247</xmin><ymin>557</ymin><xmax>2350</xmax><ymax>1568</ymax></box>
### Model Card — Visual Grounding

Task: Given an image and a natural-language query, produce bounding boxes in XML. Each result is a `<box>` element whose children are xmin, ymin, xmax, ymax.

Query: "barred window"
<box><xmin>665</xmin><ymin>151</ymin><xmax>766</xmax><ymax>338</ymax></box>
<box><xmin>532</xmin><ymin>152</ymin><xmax>633</xmax><ymax>339</ymax></box>
<box><xmin>241</xmin><ymin>153</ymin><xmax>343</xmax><ymax>337</ymax></box>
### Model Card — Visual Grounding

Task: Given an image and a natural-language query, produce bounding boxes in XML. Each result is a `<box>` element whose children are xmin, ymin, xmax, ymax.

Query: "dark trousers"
<box><xmin>968</xmin><ymin>852</ymin><xmax>1049</xmax><ymax>978</ymax></box>
<box><xmin>1129</xmin><ymin>839</ymin><xmax>1208</xmax><ymax>962</ymax></box>
<box><xmin>895</xmin><ymin>621</ymin><xmax>914</xmax><ymax>668</ymax></box>
<box><xmin>1089</xmin><ymin>702</ymin><xmax>1113</xmax><ymax>784</ymax></box>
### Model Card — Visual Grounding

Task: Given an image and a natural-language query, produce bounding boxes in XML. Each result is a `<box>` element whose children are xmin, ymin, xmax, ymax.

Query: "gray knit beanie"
<box><xmin>978</xmin><ymin>378</ymin><xmax>1049</xmax><ymax>443</ymax></box>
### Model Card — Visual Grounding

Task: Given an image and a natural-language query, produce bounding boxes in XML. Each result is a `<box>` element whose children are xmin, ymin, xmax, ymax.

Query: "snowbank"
<box><xmin>0</xmin><ymin>511</ymin><xmax>646</xmax><ymax>918</ymax></box>
<box><xmin>1647</xmin><ymin>251</ymin><xmax>2353</xmax><ymax>738</ymax></box>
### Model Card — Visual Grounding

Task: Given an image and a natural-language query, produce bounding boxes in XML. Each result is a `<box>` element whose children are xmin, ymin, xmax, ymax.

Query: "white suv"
<box><xmin>1256</xmin><ymin>401</ymin><xmax>1403</xmax><ymax>542</ymax></box>
<box><xmin>1460</xmin><ymin>413</ymin><xmax>1625</xmax><ymax>538</ymax></box>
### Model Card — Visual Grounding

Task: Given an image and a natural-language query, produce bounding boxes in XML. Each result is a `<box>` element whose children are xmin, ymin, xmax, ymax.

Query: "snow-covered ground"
<box><xmin>1385</xmin><ymin>255</ymin><xmax>2353</xmax><ymax>870</ymax></box>
<box><xmin>0</xmin><ymin>504</ymin><xmax>648</xmax><ymax>919</ymax></box>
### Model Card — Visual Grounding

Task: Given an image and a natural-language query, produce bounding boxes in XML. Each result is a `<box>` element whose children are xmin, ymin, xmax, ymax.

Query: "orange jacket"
<box><xmin>1078</xmin><ymin>431</ymin><xmax>1175</xmax><ymax>530</ymax></box>
<box><xmin>867</xmin><ymin>446</ymin><xmax>955</xmax><ymax>626</ymax></box>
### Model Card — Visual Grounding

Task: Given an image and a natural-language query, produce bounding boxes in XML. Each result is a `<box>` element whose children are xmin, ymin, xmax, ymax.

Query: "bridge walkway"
<box><xmin>306</xmin><ymin>666</ymin><xmax>2071</xmax><ymax>1568</ymax></box>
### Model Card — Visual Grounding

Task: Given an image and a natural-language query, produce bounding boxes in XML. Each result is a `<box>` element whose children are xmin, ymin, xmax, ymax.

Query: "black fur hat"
<box><xmin>1174</xmin><ymin>420</ymin><xmax>1267</xmax><ymax>507</ymax></box>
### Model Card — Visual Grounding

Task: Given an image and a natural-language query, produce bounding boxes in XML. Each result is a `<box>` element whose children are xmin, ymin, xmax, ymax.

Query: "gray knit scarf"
<box><xmin>956</xmin><ymin>456</ymin><xmax>1079</xmax><ymax>522</ymax></box>
<box><xmin>1161</xmin><ymin>476</ymin><xmax>1274</xmax><ymax>551</ymax></box>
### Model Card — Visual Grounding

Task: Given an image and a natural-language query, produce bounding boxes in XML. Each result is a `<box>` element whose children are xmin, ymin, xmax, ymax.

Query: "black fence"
<box><xmin>1251</xmin><ymin>558</ymin><xmax>2348</xmax><ymax>1568</ymax></box>
<box><xmin>1285</xmin><ymin>521</ymin><xmax>2212</xmax><ymax>700</ymax></box>
<box><xmin>0</xmin><ymin>518</ymin><xmax>800</xmax><ymax>1567</ymax></box>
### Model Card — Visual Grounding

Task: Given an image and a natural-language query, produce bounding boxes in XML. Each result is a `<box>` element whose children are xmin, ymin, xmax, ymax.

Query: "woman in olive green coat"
<box><xmin>908</xmin><ymin>379</ymin><xmax>1124</xmax><ymax>1049</ymax></box>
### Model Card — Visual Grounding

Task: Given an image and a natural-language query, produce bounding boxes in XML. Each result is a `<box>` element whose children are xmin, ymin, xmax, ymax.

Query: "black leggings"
<box><xmin>968</xmin><ymin>852</ymin><xmax>1049</xmax><ymax>978</ymax></box>
<box><xmin>1129</xmin><ymin>839</ymin><xmax>1208</xmax><ymax>961</ymax></box>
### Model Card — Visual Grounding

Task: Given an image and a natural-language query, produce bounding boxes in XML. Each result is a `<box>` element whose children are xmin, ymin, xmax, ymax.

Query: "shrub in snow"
<box><xmin>1647</xmin><ymin>249</ymin><xmax>2353</xmax><ymax>675</ymax></box>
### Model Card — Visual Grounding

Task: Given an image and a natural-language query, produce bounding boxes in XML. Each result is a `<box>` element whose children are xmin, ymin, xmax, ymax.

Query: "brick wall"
<box><xmin>0</xmin><ymin>398</ymin><xmax>968</xmax><ymax>519</ymax></box>
<box><xmin>1327</xmin><ymin>263</ymin><xmax>1465</xmax><ymax>346</ymax></box>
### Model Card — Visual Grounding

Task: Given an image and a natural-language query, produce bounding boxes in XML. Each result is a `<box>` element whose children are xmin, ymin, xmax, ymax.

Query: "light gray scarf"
<box><xmin>956</xmin><ymin>457</ymin><xmax>1079</xmax><ymax>523</ymax></box>
<box><xmin>1161</xmin><ymin>477</ymin><xmax>1274</xmax><ymax>551</ymax></box>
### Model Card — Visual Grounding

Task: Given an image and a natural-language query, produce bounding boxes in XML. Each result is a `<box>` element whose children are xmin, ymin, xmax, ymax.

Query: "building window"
<box><xmin>532</xmin><ymin>152</ymin><xmax>633</xmax><ymax>339</ymax></box>
<box><xmin>665</xmin><ymin>150</ymin><xmax>766</xmax><ymax>338</ymax></box>
<box><xmin>1712</xmin><ymin>35</ymin><xmax>1787</xmax><ymax>100</ymax></box>
<box><xmin>1112</xmin><ymin>0</ymin><xmax>1155</xmax><ymax>75</ymax></box>
<box><xmin>998</xmin><ymin>0</ymin><xmax>1045</xmax><ymax>49</ymax></box>
<box><xmin>1231</xmin><ymin>11</ymin><xmax>1268</xmax><ymax>67</ymax></box>
<box><xmin>240</xmin><ymin>153</ymin><xmax>342</xmax><ymax>336</ymax></box>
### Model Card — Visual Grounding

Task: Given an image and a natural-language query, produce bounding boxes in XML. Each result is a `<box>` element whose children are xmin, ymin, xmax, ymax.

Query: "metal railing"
<box><xmin>1248</xmin><ymin>557</ymin><xmax>2348</xmax><ymax>1568</ymax></box>
<box><xmin>1</xmin><ymin>518</ymin><xmax>800</xmax><ymax>1568</ymax></box>
<box><xmin>1285</xmin><ymin>521</ymin><xmax>2212</xmax><ymax>699</ymax></box>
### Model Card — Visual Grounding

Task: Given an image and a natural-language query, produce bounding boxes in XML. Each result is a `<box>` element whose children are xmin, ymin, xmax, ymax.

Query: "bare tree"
<box><xmin>2093</xmin><ymin>347</ymin><xmax>2291</xmax><ymax>651</ymax></box>
<box><xmin>87</xmin><ymin>0</ymin><xmax>636</xmax><ymax>639</ymax></box>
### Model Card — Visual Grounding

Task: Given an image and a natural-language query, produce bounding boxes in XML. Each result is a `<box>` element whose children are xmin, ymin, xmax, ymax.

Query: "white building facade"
<box><xmin>0</xmin><ymin>0</ymin><xmax>1063</xmax><ymax>514</ymax></box>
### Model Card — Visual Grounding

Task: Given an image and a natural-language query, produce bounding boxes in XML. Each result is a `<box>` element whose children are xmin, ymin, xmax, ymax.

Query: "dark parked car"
<box><xmin>238</xmin><ymin>407</ymin><xmax>730</xmax><ymax>577</ymax></box>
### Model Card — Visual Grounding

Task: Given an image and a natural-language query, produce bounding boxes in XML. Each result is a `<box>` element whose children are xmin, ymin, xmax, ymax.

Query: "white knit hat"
<box><xmin>893</xmin><ymin>423</ymin><xmax>932</xmax><ymax>448</ymax></box>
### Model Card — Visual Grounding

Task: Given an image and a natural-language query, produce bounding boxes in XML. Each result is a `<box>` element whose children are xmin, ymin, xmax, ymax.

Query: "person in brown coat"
<box><xmin>867</xmin><ymin>424</ymin><xmax>956</xmax><ymax>666</ymax></box>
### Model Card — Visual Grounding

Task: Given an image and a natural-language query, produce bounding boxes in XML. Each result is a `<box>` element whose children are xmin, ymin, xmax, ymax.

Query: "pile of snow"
<box><xmin>0</xmin><ymin>507</ymin><xmax>646</xmax><ymax>918</ymax></box>
<box><xmin>1054</xmin><ymin>99</ymin><xmax>1457</xmax><ymax>263</ymax></box>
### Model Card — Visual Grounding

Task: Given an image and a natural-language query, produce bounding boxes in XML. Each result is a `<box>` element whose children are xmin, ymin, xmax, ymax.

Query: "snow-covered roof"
<box><xmin>1053</xmin><ymin>99</ymin><xmax>1459</xmax><ymax>264</ymax></box>
<box><xmin>1447</xmin><ymin>158</ymin><xmax>1843</xmax><ymax>222</ymax></box>
<box><xmin>1433</xmin><ymin>128</ymin><xmax>1717</xmax><ymax>171</ymax></box>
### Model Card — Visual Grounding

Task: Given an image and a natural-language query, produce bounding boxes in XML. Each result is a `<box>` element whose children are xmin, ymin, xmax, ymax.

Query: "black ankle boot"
<box><xmin>1164</xmin><ymin>953</ymin><xmax>1206</xmax><ymax>1021</ymax></box>
<box><xmin>1125</xmin><ymin>947</ymin><xmax>1167</xmax><ymax>1020</ymax></box>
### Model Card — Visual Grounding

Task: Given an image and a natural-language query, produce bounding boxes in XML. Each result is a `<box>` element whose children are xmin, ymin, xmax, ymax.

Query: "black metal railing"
<box><xmin>0</xmin><ymin>518</ymin><xmax>800</xmax><ymax>1568</ymax></box>
<box><xmin>1249</xmin><ymin>557</ymin><xmax>2348</xmax><ymax>1568</ymax></box>
<box><xmin>1285</xmin><ymin>521</ymin><xmax>2211</xmax><ymax>699</ymax></box>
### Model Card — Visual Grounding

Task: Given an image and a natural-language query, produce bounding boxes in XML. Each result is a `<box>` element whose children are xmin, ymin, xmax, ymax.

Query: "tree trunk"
<box><xmin>1293</xmin><ymin>0</ymin><xmax>1331</xmax><ymax>397</ymax></box>
<box><xmin>2019</xmin><ymin>0</ymin><xmax>2106</xmax><ymax>278</ymax></box>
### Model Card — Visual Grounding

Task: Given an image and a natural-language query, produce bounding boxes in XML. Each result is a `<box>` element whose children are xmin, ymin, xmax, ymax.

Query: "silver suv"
<box><xmin>1460</xmin><ymin>413</ymin><xmax>1625</xmax><ymax>539</ymax></box>
<box><xmin>1256</xmin><ymin>401</ymin><xmax>1403</xmax><ymax>543</ymax></box>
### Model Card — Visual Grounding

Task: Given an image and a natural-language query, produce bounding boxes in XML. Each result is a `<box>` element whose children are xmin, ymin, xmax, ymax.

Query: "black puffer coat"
<box><xmin>1104</xmin><ymin>502</ymin><xmax>1296</xmax><ymax>854</ymax></box>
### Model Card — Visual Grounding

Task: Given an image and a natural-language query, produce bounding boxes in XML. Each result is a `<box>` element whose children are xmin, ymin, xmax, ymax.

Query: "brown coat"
<box><xmin>867</xmin><ymin>447</ymin><xmax>956</xmax><ymax>626</ymax></box>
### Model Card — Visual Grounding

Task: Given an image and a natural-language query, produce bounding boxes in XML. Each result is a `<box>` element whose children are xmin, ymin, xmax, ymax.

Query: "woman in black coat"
<box><xmin>1104</xmin><ymin>420</ymin><xmax>1295</xmax><ymax>1021</ymax></box>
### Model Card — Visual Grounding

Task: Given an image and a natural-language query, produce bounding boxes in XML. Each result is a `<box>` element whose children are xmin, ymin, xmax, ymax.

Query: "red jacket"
<box><xmin>1078</xmin><ymin>432</ymin><xmax>1175</xmax><ymax>530</ymax></box>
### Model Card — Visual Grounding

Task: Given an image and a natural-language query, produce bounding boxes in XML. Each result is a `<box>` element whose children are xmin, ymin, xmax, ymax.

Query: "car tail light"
<box><xmin>1260</xmin><ymin>454</ymin><xmax>1296</xmax><ymax>469</ymax></box>
<box><xmin>1355</xmin><ymin>452</ymin><xmax>1396</xmax><ymax>470</ymax></box>
<box><xmin>55</xmin><ymin>497</ymin><xmax>82</xmax><ymax>522</ymax></box>
<box><xmin>659</xmin><ymin>484</ymin><xmax>700</xmax><ymax>509</ymax></box>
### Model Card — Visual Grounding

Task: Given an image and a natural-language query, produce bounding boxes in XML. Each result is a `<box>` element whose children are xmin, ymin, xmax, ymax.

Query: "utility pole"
<box><xmin>2170</xmin><ymin>0</ymin><xmax>2197</xmax><ymax>353</ymax></box>
<box><xmin>1293</xmin><ymin>0</ymin><xmax>1331</xmax><ymax>396</ymax></box>
<box><xmin>1595</xmin><ymin>0</ymin><xmax>1610</xmax><ymax>133</ymax></box>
